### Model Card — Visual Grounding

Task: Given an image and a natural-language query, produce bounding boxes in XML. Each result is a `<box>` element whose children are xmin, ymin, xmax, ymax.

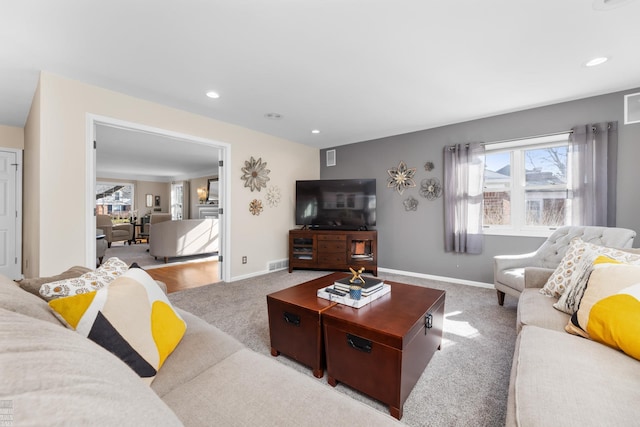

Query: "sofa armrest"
<box><xmin>100</xmin><ymin>225</ymin><xmax>114</xmax><ymax>241</ymax></box>
<box><xmin>494</xmin><ymin>252</ymin><xmax>539</xmax><ymax>272</ymax></box>
<box><xmin>524</xmin><ymin>267</ymin><xmax>553</xmax><ymax>289</ymax></box>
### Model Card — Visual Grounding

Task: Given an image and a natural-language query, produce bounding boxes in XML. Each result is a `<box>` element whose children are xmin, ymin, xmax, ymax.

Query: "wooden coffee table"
<box><xmin>322</xmin><ymin>281</ymin><xmax>445</xmax><ymax>420</ymax></box>
<box><xmin>266</xmin><ymin>272</ymin><xmax>345</xmax><ymax>378</ymax></box>
<box><xmin>267</xmin><ymin>273</ymin><xmax>445</xmax><ymax>419</ymax></box>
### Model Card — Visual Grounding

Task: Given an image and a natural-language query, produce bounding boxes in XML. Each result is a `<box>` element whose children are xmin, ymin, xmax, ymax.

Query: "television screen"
<box><xmin>295</xmin><ymin>179</ymin><xmax>376</xmax><ymax>229</ymax></box>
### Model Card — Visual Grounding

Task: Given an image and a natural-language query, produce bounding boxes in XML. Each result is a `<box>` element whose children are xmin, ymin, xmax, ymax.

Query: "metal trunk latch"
<box><xmin>424</xmin><ymin>313</ymin><xmax>433</xmax><ymax>334</ymax></box>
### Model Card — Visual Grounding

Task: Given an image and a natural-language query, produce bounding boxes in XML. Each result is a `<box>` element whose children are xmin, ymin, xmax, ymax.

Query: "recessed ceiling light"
<box><xmin>206</xmin><ymin>91</ymin><xmax>220</xmax><ymax>99</ymax></box>
<box><xmin>585</xmin><ymin>57</ymin><xmax>609</xmax><ymax>67</ymax></box>
<box><xmin>311</xmin><ymin>129</ymin><xmax>320</xmax><ymax>134</ymax></box>
<box><xmin>264</xmin><ymin>113</ymin><xmax>283</xmax><ymax>120</ymax></box>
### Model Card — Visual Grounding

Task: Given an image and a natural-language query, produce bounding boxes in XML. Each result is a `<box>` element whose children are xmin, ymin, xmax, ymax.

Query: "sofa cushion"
<box><xmin>16</xmin><ymin>265</ymin><xmax>92</xmax><ymax>296</ymax></box>
<box><xmin>161</xmin><ymin>348</ymin><xmax>401</xmax><ymax>426</ymax></box>
<box><xmin>39</xmin><ymin>257</ymin><xmax>129</xmax><ymax>300</ymax></box>
<box><xmin>151</xmin><ymin>309</ymin><xmax>244</xmax><ymax>397</ymax></box>
<box><xmin>0</xmin><ymin>308</ymin><xmax>182</xmax><ymax>426</ymax></box>
<box><xmin>567</xmin><ymin>257</ymin><xmax>640</xmax><ymax>360</ymax></box>
<box><xmin>49</xmin><ymin>268</ymin><xmax>186</xmax><ymax>385</ymax></box>
<box><xmin>553</xmin><ymin>245</ymin><xmax>640</xmax><ymax>314</ymax></box>
<box><xmin>511</xmin><ymin>326</ymin><xmax>640</xmax><ymax>427</ymax></box>
<box><xmin>517</xmin><ymin>288</ymin><xmax>569</xmax><ymax>334</ymax></box>
<box><xmin>0</xmin><ymin>276</ymin><xmax>61</xmax><ymax>325</ymax></box>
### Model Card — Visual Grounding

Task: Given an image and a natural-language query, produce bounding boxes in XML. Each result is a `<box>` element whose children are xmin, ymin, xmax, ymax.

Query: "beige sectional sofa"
<box><xmin>506</xmin><ymin>267</ymin><xmax>640</xmax><ymax>426</ymax></box>
<box><xmin>0</xmin><ymin>272</ymin><xmax>401</xmax><ymax>426</ymax></box>
<box><xmin>150</xmin><ymin>218</ymin><xmax>218</xmax><ymax>263</ymax></box>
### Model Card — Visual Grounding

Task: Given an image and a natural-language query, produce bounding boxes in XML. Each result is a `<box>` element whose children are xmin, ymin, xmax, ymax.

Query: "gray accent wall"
<box><xmin>320</xmin><ymin>87</ymin><xmax>640</xmax><ymax>285</ymax></box>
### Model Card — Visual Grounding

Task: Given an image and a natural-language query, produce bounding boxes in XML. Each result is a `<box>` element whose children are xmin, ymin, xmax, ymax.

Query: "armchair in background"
<box><xmin>96</xmin><ymin>228</ymin><xmax>108</xmax><ymax>266</ymax></box>
<box><xmin>96</xmin><ymin>214</ymin><xmax>134</xmax><ymax>248</ymax></box>
<box><xmin>493</xmin><ymin>225</ymin><xmax>636</xmax><ymax>306</ymax></box>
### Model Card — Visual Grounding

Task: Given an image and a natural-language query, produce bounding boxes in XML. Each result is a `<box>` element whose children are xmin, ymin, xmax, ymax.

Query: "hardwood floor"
<box><xmin>146</xmin><ymin>260</ymin><xmax>219</xmax><ymax>293</ymax></box>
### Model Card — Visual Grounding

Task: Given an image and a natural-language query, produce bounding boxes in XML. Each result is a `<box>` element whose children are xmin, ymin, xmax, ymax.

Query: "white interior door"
<box><xmin>0</xmin><ymin>149</ymin><xmax>21</xmax><ymax>279</ymax></box>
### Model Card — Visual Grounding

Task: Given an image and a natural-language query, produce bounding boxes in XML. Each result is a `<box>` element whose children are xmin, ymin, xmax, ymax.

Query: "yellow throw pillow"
<box><xmin>49</xmin><ymin>268</ymin><xmax>186</xmax><ymax>384</ymax></box>
<box><xmin>567</xmin><ymin>256</ymin><xmax>640</xmax><ymax>361</ymax></box>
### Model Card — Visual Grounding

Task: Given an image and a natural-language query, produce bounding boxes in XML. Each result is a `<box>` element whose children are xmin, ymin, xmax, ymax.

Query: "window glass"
<box><xmin>96</xmin><ymin>182</ymin><xmax>134</xmax><ymax>221</ymax></box>
<box><xmin>484</xmin><ymin>151</ymin><xmax>511</xmax><ymax>226</ymax></box>
<box><xmin>483</xmin><ymin>134</ymin><xmax>570</xmax><ymax>235</ymax></box>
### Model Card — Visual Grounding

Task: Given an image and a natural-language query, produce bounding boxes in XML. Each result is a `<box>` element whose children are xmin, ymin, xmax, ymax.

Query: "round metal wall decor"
<box><xmin>249</xmin><ymin>199</ymin><xmax>263</xmax><ymax>215</ymax></box>
<box><xmin>420</xmin><ymin>177</ymin><xmax>442</xmax><ymax>200</ymax></box>
<box><xmin>265</xmin><ymin>185</ymin><xmax>281</xmax><ymax>207</ymax></box>
<box><xmin>387</xmin><ymin>161</ymin><xmax>417</xmax><ymax>195</ymax></box>
<box><xmin>403</xmin><ymin>196</ymin><xmax>419</xmax><ymax>211</ymax></box>
<box><xmin>241</xmin><ymin>156</ymin><xmax>271</xmax><ymax>192</ymax></box>
<box><xmin>424</xmin><ymin>161</ymin><xmax>435</xmax><ymax>171</ymax></box>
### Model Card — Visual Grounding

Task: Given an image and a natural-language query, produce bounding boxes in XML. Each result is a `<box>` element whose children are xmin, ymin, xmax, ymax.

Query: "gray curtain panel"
<box><xmin>570</xmin><ymin>122</ymin><xmax>618</xmax><ymax>227</ymax></box>
<box><xmin>443</xmin><ymin>142</ymin><xmax>485</xmax><ymax>254</ymax></box>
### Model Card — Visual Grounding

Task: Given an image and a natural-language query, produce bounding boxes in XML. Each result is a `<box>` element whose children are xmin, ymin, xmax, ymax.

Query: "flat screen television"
<box><xmin>295</xmin><ymin>179</ymin><xmax>376</xmax><ymax>230</ymax></box>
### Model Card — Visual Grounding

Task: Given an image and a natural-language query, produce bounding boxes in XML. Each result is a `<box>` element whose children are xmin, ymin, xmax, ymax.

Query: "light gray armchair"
<box><xmin>96</xmin><ymin>214</ymin><xmax>134</xmax><ymax>248</ymax></box>
<box><xmin>493</xmin><ymin>225</ymin><xmax>636</xmax><ymax>305</ymax></box>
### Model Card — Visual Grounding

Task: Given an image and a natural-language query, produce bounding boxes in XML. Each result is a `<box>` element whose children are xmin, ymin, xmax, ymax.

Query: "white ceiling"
<box><xmin>2</xmin><ymin>0</ymin><xmax>640</xmax><ymax>151</ymax></box>
<box><xmin>95</xmin><ymin>124</ymin><xmax>219</xmax><ymax>181</ymax></box>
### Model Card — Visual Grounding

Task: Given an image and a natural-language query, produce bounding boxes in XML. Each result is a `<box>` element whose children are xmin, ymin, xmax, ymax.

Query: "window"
<box><xmin>96</xmin><ymin>182</ymin><xmax>135</xmax><ymax>220</ymax></box>
<box><xmin>483</xmin><ymin>133</ymin><xmax>571</xmax><ymax>236</ymax></box>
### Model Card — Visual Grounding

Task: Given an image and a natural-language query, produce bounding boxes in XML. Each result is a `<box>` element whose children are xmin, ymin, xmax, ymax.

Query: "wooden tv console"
<box><xmin>288</xmin><ymin>229</ymin><xmax>377</xmax><ymax>276</ymax></box>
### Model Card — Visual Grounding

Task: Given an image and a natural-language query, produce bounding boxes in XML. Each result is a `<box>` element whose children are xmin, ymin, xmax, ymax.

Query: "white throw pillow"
<box><xmin>39</xmin><ymin>257</ymin><xmax>128</xmax><ymax>300</ymax></box>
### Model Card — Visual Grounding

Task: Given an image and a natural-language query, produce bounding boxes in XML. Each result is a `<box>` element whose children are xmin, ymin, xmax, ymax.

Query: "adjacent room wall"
<box><xmin>0</xmin><ymin>125</ymin><xmax>24</xmax><ymax>149</ymax></box>
<box><xmin>23</xmin><ymin>72</ymin><xmax>319</xmax><ymax>278</ymax></box>
<box><xmin>95</xmin><ymin>177</ymin><xmax>171</xmax><ymax>217</ymax></box>
<box><xmin>321</xmin><ymin>87</ymin><xmax>640</xmax><ymax>285</ymax></box>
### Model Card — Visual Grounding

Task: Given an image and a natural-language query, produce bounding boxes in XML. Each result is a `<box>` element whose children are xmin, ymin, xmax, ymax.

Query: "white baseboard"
<box><xmin>230</xmin><ymin>266</ymin><xmax>494</xmax><ymax>289</ymax></box>
<box><xmin>378</xmin><ymin>267</ymin><xmax>494</xmax><ymax>289</ymax></box>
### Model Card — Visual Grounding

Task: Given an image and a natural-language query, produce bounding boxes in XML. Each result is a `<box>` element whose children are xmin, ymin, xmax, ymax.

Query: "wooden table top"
<box><xmin>267</xmin><ymin>272</ymin><xmax>349</xmax><ymax>312</ymax></box>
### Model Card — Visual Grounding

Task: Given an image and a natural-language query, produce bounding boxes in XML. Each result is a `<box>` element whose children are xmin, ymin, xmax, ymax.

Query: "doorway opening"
<box><xmin>86</xmin><ymin>114</ymin><xmax>230</xmax><ymax>283</ymax></box>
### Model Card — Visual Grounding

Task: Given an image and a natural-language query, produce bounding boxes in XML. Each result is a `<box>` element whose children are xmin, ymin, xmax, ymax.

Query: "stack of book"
<box><xmin>333</xmin><ymin>276</ymin><xmax>384</xmax><ymax>297</ymax></box>
<box><xmin>317</xmin><ymin>283</ymin><xmax>391</xmax><ymax>309</ymax></box>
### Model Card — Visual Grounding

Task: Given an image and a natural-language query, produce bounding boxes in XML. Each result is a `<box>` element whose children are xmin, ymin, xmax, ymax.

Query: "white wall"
<box><xmin>24</xmin><ymin>72</ymin><xmax>319</xmax><ymax>278</ymax></box>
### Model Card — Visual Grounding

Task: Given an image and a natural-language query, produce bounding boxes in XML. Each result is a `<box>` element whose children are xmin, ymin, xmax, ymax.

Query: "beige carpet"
<box><xmin>168</xmin><ymin>270</ymin><xmax>518</xmax><ymax>426</ymax></box>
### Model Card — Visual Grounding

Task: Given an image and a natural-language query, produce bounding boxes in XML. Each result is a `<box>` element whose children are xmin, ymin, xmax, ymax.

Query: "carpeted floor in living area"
<box><xmin>168</xmin><ymin>269</ymin><xmax>518</xmax><ymax>427</ymax></box>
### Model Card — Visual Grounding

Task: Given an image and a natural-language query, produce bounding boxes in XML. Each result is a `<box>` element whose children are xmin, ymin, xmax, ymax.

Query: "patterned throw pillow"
<box><xmin>48</xmin><ymin>268</ymin><xmax>186</xmax><ymax>384</ymax></box>
<box><xmin>566</xmin><ymin>256</ymin><xmax>640</xmax><ymax>361</ymax></box>
<box><xmin>554</xmin><ymin>246</ymin><xmax>640</xmax><ymax>314</ymax></box>
<box><xmin>540</xmin><ymin>238</ymin><xmax>589</xmax><ymax>298</ymax></box>
<box><xmin>39</xmin><ymin>257</ymin><xmax>128</xmax><ymax>300</ymax></box>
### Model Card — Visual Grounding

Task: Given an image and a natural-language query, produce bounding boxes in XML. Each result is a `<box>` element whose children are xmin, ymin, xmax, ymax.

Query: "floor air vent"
<box><xmin>268</xmin><ymin>259</ymin><xmax>289</xmax><ymax>271</ymax></box>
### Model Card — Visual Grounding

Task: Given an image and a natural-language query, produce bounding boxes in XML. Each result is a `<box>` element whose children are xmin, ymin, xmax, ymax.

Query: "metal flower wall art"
<box><xmin>420</xmin><ymin>177</ymin><xmax>442</xmax><ymax>200</ymax></box>
<box><xmin>403</xmin><ymin>196</ymin><xmax>419</xmax><ymax>211</ymax></box>
<box><xmin>387</xmin><ymin>161</ymin><xmax>417</xmax><ymax>194</ymax></box>
<box><xmin>241</xmin><ymin>156</ymin><xmax>270</xmax><ymax>191</ymax></box>
<box><xmin>249</xmin><ymin>199</ymin><xmax>263</xmax><ymax>216</ymax></box>
<box><xmin>265</xmin><ymin>185</ymin><xmax>281</xmax><ymax>208</ymax></box>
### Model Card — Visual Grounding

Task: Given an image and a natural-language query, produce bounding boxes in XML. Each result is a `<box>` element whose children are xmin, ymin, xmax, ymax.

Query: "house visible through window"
<box><xmin>96</xmin><ymin>182</ymin><xmax>134</xmax><ymax>220</ymax></box>
<box><xmin>483</xmin><ymin>133</ymin><xmax>571</xmax><ymax>235</ymax></box>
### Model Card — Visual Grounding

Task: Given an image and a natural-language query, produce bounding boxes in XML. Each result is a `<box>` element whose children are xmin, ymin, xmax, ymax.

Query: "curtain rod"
<box><xmin>480</xmin><ymin>129</ymin><xmax>573</xmax><ymax>146</ymax></box>
<box><xmin>447</xmin><ymin>129</ymin><xmax>573</xmax><ymax>151</ymax></box>
<box><xmin>447</xmin><ymin>124</ymin><xmax>614</xmax><ymax>151</ymax></box>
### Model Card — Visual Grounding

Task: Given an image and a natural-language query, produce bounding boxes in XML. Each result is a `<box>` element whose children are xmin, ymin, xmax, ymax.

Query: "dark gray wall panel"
<box><xmin>320</xmin><ymin>88</ymin><xmax>640</xmax><ymax>284</ymax></box>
